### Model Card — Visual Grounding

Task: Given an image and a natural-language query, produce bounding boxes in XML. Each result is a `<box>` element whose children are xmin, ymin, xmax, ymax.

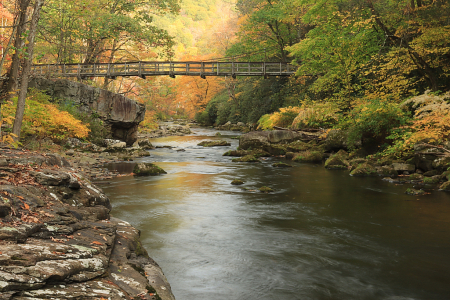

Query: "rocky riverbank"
<box><xmin>0</xmin><ymin>148</ymin><xmax>175</xmax><ymax>300</ymax></box>
<box><xmin>227</xmin><ymin>130</ymin><xmax>450</xmax><ymax>194</ymax></box>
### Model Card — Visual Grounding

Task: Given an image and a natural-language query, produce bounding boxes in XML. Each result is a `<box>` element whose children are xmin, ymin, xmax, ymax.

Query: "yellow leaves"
<box><xmin>1</xmin><ymin>91</ymin><xmax>90</xmax><ymax>142</ymax></box>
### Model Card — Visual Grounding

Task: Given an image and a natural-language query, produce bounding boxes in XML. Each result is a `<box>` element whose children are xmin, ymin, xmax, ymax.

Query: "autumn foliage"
<box><xmin>2</xmin><ymin>90</ymin><xmax>90</xmax><ymax>142</ymax></box>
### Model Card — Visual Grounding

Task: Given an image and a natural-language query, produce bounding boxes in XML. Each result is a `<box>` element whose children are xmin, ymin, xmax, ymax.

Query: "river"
<box><xmin>101</xmin><ymin>127</ymin><xmax>450</xmax><ymax>300</ymax></box>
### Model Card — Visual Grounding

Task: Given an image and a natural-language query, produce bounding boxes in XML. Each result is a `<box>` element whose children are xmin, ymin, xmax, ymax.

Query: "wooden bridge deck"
<box><xmin>31</xmin><ymin>61</ymin><xmax>296</xmax><ymax>79</ymax></box>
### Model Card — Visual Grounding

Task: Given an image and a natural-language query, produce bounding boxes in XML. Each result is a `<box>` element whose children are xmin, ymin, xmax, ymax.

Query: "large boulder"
<box><xmin>29</xmin><ymin>77</ymin><xmax>145</xmax><ymax>146</ymax></box>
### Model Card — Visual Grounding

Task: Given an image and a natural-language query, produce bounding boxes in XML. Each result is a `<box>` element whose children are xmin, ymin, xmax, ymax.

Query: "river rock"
<box><xmin>292</xmin><ymin>150</ymin><xmax>324</xmax><ymax>163</ymax></box>
<box><xmin>198</xmin><ymin>140</ymin><xmax>231</xmax><ymax>147</ymax></box>
<box><xmin>350</xmin><ymin>163</ymin><xmax>377</xmax><ymax>176</ymax></box>
<box><xmin>392</xmin><ymin>163</ymin><xmax>416</xmax><ymax>173</ymax></box>
<box><xmin>376</xmin><ymin>166</ymin><xmax>398</xmax><ymax>177</ymax></box>
<box><xmin>133</xmin><ymin>163</ymin><xmax>167</xmax><ymax>176</ymax></box>
<box><xmin>324</xmin><ymin>150</ymin><xmax>349</xmax><ymax>170</ymax></box>
<box><xmin>439</xmin><ymin>181</ymin><xmax>450</xmax><ymax>191</ymax></box>
<box><xmin>0</xmin><ymin>148</ymin><xmax>174</xmax><ymax>300</ymax></box>
<box><xmin>29</xmin><ymin>77</ymin><xmax>145</xmax><ymax>146</ymax></box>
<box><xmin>138</xmin><ymin>139</ymin><xmax>154</xmax><ymax>149</ymax></box>
<box><xmin>323</xmin><ymin>129</ymin><xmax>348</xmax><ymax>151</ymax></box>
<box><xmin>239</xmin><ymin>130</ymin><xmax>302</xmax><ymax>151</ymax></box>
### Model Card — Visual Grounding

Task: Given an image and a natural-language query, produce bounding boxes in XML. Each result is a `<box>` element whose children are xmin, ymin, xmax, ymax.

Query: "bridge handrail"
<box><xmin>31</xmin><ymin>61</ymin><xmax>297</xmax><ymax>78</ymax></box>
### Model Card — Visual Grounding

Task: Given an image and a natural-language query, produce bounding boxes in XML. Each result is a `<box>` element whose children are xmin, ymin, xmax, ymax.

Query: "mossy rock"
<box><xmin>259</xmin><ymin>186</ymin><xmax>274</xmax><ymax>193</ymax></box>
<box><xmin>285</xmin><ymin>152</ymin><xmax>296</xmax><ymax>160</ymax></box>
<box><xmin>405</xmin><ymin>188</ymin><xmax>425</xmax><ymax>196</ymax></box>
<box><xmin>232</xmin><ymin>155</ymin><xmax>260</xmax><ymax>162</ymax></box>
<box><xmin>293</xmin><ymin>151</ymin><xmax>324</xmax><ymax>163</ymax></box>
<box><xmin>441</xmin><ymin>170</ymin><xmax>450</xmax><ymax>181</ymax></box>
<box><xmin>423</xmin><ymin>175</ymin><xmax>441</xmax><ymax>184</ymax></box>
<box><xmin>231</xmin><ymin>179</ymin><xmax>244</xmax><ymax>185</ymax></box>
<box><xmin>266</xmin><ymin>144</ymin><xmax>287</xmax><ymax>156</ymax></box>
<box><xmin>376</xmin><ymin>156</ymin><xmax>395</xmax><ymax>166</ymax></box>
<box><xmin>350</xmin><ymin>163</ymin><xmax>377</xmax><ymax>177</ymax></box>
<box><xmin>133</xmin><ymin>163</ymin><xmax>167</xmax><ymax>176</ymax></box>
<box><xmin>223</xmin><ymin>150</ymin><xmax>249</xmax><ymax>157</ymax></box>
<box><xmin>215</xmin><ymin>132</ymin><xmax>222</xmax><ymax>136</ymax></box>
<box><xmin>198</xmin><ymin>140</ymin><xmax>231</xmax><ymax>147</ymax></box>
<box><xmin>408</xmin><ymin>173</ymin><xmax>424</xmax><ymax>181</ymax></box>
<box><xmin>376</xmin><ymin>166</ymin><xmax>398</xmax><ymax>178</ymax></box>
<box><xmin>272</xmin><ymin>162</ymin><xmax>292</xmax><ymax>168</ymax></box>
<box><xmin>439</xmin><ymin>181</ymin><xmax>450</xmax><ymax>191</ymax></box>
<box><xmin>286</xmin><ymin>140</ymin><xmax>312</xmax><ymax>152</ymax></box>
<box><xmin>324</xmin><ymin>152</ymin><xmax>349</xmax><ymax>170</ymax></box>
<box><xmin>423</xmin><ymin>170</ymin><xmax>440</xmax><ymax>177</ymax></box>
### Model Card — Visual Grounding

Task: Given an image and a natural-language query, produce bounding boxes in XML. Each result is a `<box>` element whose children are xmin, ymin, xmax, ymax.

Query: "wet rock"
<box><xmin>259</xmin><ymin>186</ymin><xmax>274</xmax><ymax>193</ymax></box>
<box><xmin>197</xmin><ymin>140</ymin><xmax>231</xmax><ymax>147</ymax></box>
<box><xmin>405</xmin><ymin>188</ymin><xmax>425</xmax><ymax>196</ymax></box>
<box><xmin>232</xmin><ymin>155</ymin><xmax>260</xmax><ymax>162</ymax></box>
<box><xmin>231</xmin><ymin>179</ymin><xmax>245</xmax><ymax>185</ymax></box>
<box><xmin>133</xmin><ymin>163</ymin><xmax>167</xmax><ymax>176</ymax></box>
<box><xmin>350</xmin><ymin>163</ymin><xmax>377</xmax><ymax>177</ymax></box>
<box><xmin>423</xmin><ymin>175</ymin><xmax>441</xmax><ymax>184</ymax></box>
<box><xmin>439</xmin><ymin>181</ymin><xmax>450</xmax><ymax>191</ymax></box>
<box><xmin>138</xmin><ymin>139</ymin><xmax>154</xmax><ymax>150</ymax></box>
<box><xmin>324</xmin><ymin>150</ymin><xmax>349</xmax><ymax>170</ymax></box>
<box><xmin>293</xmin><ymin>150</ymin><xmax>324</xmax><ymax>163</ymax></box>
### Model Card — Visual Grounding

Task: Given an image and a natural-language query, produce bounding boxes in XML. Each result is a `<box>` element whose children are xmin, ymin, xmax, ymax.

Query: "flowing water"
<box><xmin>102</xmin><ymin>127</ymin><xmax>450</xmax><ymax>300</ymax></box>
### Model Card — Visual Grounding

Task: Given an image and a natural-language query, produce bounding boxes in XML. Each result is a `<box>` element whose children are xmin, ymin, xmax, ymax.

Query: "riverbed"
<box><xmin>102</xmin><ymin>127</ymin><xmax>450</xmax><ymax>300</ymax></box>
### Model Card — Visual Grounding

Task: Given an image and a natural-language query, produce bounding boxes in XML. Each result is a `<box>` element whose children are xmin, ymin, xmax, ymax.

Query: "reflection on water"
<box><xmin>102</xmin><ymin>128</ymin><xmax>450</xmax><ymax>300</ymax></box>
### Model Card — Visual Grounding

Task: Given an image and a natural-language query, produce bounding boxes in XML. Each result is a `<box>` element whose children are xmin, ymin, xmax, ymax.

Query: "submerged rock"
<box><xmin>272</xmin><ymin>162</ymin><xmax>293</xmax><ymax>168</ymax></box>
<box><xmin>133</xmin><ymin>163</ymin><xmax>167</xmax><ymax>176</ymax></box>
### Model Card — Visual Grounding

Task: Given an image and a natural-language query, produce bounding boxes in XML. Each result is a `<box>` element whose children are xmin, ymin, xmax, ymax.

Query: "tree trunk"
<box><xmin>12</xmin><ymin>0</ymin><xmax>44</xmax><ymax>142</ymax></box>
<box><xmin>5</xmin><ymin>0</ymin><xmax>31</xmax><ymax>97</ymax></box>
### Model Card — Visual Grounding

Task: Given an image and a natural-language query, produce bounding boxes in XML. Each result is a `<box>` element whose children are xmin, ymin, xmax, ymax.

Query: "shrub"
<box><xmin>57</xmin><ymin>98</ymin><xmax>108</xmax><ymax>145</ymax></box>
<box><xmin>257</xmin><ymin>106</ymin><xmax>302</xmax><ymax>130</ymax></box>
<box><xmin>2</xmin><ymin>90</ymin><xmax>90</xmax><ymax>143</ymax></box>
<box><xmin>291</xmin><ymin>102</ymin><xmax>340</xmax><ymax>129</ymax></box>
<box><xmin>381</xmin><ymin>94</ymin><xmax>450</xmax><ymax>158</ymax></box>
<box><xmin>338</xmin><ymin>99</ymin><xmax>411</xmax><ymax>150</ymax></box>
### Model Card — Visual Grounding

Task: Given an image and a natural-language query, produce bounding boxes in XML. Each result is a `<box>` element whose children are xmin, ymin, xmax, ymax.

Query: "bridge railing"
<box><xmin>31</xmin><ymin>61</ymin><xmax>297</xmax><ymax>78</ymax></box>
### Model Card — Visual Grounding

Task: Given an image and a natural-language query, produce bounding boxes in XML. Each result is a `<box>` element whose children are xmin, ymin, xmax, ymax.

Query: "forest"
<box><xmin>0</xmin><ymin>0</ymin><xmax>449</xmax><ymax>157</ymax></box>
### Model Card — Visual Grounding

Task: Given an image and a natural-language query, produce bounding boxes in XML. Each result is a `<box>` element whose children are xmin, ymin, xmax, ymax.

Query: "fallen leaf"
<box><xmin>102</xmin><ymin>236</ymin><xmax>107</xmax><ymax>241</ymax></box>
<box><xmin>92</xmin><ymin>241</ymin><xmax>103</xmax><ymax>245</ymax></box>
<box><xmin>24</xmin><ymin>203</ymin><xmax>30</xmax><ymax>210</ymax></box>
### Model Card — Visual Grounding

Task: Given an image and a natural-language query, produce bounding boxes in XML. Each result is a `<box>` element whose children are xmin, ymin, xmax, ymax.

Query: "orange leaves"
<box><xmin>91</xmin><ymin>241</ymin><xmax>103</xmax><ymax>245</ymax></box>
<box><xmin>1</xmin><ymin>90</ymin><xmax>90</xmax><ymax>142</ymax></box>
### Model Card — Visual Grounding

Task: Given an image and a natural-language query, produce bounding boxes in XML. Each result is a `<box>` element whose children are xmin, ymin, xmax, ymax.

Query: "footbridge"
<box><xmin>31</xmin><ymin>61</ymin><xmax>296</xmax><ymax>79</ymax></box>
